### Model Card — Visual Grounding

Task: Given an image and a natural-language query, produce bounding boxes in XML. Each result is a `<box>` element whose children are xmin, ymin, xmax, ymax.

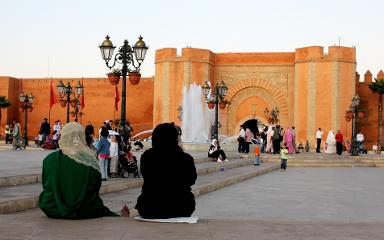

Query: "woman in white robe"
<box><xmin>265</xmin><ymin>126</ymin><xmax>274</xmax><ymax>153</ymax></box>
<box><xmin>325</xmin><ymin>130</ymin><xmax>336</xmax><ymax>154</ymax></box>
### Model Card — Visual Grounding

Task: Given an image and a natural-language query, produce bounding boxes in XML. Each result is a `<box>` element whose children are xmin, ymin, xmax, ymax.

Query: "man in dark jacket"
<box><xmin>40</xmin><ymin>118</ymin><xmax>51</xmax><ymax>145</ymax></box>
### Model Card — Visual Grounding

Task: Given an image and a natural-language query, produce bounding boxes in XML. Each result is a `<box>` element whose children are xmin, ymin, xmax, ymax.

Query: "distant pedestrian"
<box><xmin>261</xmin><ymin>126</ymin><xmax>268</xmax><ymax>153</ymax></box>
<box><xmin>96</xmin><ymin>127</ymin><xmax>111</xmax><ymax>181</ymax></box>
<box><xmin>284</xmin><ymin>127</ymin><xmax>295</xmax><ymax>153</ymax></box>
<box><xmin>265</xmin><ymin>126</ymin><xmax>274</xmax><ymax>153</ymax></box>
<box><xmin>315</xmin><ymin>128</ymin><xmax>323</xmax><ymax>153</ymax></box>
<box><xmin>85</xmin><ymin>121</ymin><xmax>95</xmax><ymax>147</ymax></box>
<box><xmin>244</xmin><ymin>127</ymin><xmax>252</xmax><ymax>154</ymax></box>
<box><xmin>356</xmin><ymin>131</ymin><xmax>365</xmax><ymax>154</ymax></box>
<box><xmin>254</xmin><ymin>143</ymin><xmax>261</xmax><ymax>166</ymax></box>
<box><xmin>305</xmin><ymin>140</ymin><xmax>310</xmax><ymax>152</ymax></box>
<box><xmin>39</xmin><ymin>118</ymin><xmax>51</xmax><ymax>145</ymax></box>
<box><xmin>272</xmin><ymin>126</ymin><xmax>281</xmax><ymax>154</ymax></box>
<box><xmin>335</xmin><ymin>130</ymin><xmax>344</xmax><ymax>155</ymax></box>
<box><xmin>280</xmin><ymin>144</ymin><xmax>289</xmax><ymax>171</ymax></box>
<box><xmin>292</xmin><ymin>126</ymin><xmax>297</xmax><ymax>153</ymax></box>
<box><xmin>12</xmin><ymin>120</ymin><xmax>24</xmax><ymax>150</ymax></box>
<box><xmin>238</xmin><ymin>125</ymin><xmax>245</xmax><ymax>154</ymax></box>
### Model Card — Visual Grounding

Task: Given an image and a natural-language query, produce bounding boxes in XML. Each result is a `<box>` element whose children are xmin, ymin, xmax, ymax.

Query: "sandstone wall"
<box><xmin>0</xmin><ymin>76</ymin><xmax>154</xmax><ymax>139</ymax></box>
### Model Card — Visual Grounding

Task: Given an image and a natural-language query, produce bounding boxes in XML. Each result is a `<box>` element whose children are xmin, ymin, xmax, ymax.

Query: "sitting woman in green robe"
<box><xmin>39</xmin><ymin>122</ymin><xmax>128</xmax><ymax>219</ymax></box>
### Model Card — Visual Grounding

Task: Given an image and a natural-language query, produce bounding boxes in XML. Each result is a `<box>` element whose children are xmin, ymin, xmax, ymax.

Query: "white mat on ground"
<box><xmin>134</xmin><ymin>216</ymin><xmax>199</xmax><ymax>224</ymax></box>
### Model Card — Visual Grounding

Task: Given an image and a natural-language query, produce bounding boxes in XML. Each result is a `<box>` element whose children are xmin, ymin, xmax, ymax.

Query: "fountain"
<box><xmin>181</xmin><ymin>83</ymin><xmax>213</xmax><ymax>143</ymax></box>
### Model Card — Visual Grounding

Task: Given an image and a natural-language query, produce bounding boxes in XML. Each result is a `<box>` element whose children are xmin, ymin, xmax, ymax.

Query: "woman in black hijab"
<box><xmin>135</xmin><ymin>123</ymin><xmax>197</xmax><ymax>219</ymax></box>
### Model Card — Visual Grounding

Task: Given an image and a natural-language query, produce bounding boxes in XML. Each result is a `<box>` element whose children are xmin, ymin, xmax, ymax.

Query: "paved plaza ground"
<box><xmin>0</xmin><ymin>144</ymin><xmax>384</xmax><ymax>239</ymax></box>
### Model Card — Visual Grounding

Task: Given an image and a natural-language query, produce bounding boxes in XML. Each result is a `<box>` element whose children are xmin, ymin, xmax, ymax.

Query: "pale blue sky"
<box><xmin>1</xmin><ymin>0</ymin><xmax>383</xmax><ymax>78</ymax></box>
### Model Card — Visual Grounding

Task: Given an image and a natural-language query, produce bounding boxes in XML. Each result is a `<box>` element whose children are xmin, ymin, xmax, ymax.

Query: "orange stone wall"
<box><xmin>0</xmin><ymin>76</ymin><xmax>154</xmax><ymax>139</ymax></box>
<box><xmin>3</xmin><ymin>45</ymin><xmax>380</xmax><ymax>149</ymax></box>
<box><xmin>154</xmin><ymin>46</ymin><xmax>357</xmax><ymax>147</ymax></box>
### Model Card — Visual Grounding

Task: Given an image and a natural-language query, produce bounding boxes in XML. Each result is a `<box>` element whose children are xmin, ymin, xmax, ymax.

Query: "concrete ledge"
<box><xmin>0</xmin><ymin>174</ymin><xmax>41</xmax><ymax>187</ymax></box>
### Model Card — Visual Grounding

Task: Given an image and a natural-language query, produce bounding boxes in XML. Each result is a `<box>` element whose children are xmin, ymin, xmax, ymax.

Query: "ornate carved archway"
<box><xmin>225</xmin><ymin>79</ymin><xmax>288</xmax><ymax>136</ymax></box>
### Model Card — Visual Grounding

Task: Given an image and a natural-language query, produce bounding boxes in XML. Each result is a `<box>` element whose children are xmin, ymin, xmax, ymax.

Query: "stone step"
<box><xmin>90</xmin><ymin>163</ymin><xmax>281</xmax><ymax>216</ymax></box>
<box><xmin>0</xmin><ymin>154</ymin><xmax>243</xmax><ymax>188</ymax></box>
<box><xmin>0</xmin><ymin>157</ymin><xmax>253</xmax><ymax>213</ymax></box>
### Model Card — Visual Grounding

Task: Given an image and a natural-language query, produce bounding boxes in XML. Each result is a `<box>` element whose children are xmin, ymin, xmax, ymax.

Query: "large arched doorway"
<box><xmin>242</xmin><ymin>119</ymin><xmax>258</xmax><ymax>138</ymax></box>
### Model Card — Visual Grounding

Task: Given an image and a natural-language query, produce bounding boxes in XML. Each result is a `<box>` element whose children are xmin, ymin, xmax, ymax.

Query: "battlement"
<box><xmin>295</xmin><ymin>46</ymin><xmax>356</xmax><ymax>63</ymax></box>
<box><xmin>155</xmin><ymin>47</ymin><xmax>215</xmax><ymax>64</ymax></box>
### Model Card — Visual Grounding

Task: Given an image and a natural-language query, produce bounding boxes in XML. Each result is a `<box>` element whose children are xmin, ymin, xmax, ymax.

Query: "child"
<box><xmin>305</xmin><ymin>140</ymin><xmax>310</xmax><ymax>152</ymax></box>
<box><xmin>254</xmin><ymin>143</ymin><xmax>261</xmax><ymax>166</ymax></box>
<box><xmin>280</xmin><ymin>144</ymin><xmax>288</xmax><ymax>171</ymax></box>
<box><xmin>297</xmin><ymin>141</ymin><xmax>304</xmax><ymax>152</ymax></box>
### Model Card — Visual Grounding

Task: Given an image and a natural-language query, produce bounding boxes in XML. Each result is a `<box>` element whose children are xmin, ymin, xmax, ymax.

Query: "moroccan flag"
<box><xmin>114</xmin><ymin>85</ymin><xmax>120</xmax><ymax>111</ymax></box>
<box><xmin>80</xmin><ymin>78</ymin><xmax>85</xmax><ymax>109</ymax></box>
<box><xmin>49</xmin><ymin>80</ymin><xmax>57</xmax><ymax>108</ymax></box>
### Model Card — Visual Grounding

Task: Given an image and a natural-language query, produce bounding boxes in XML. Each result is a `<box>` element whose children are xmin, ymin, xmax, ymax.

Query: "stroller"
<box><xmin>118</xmin><ymin>150</ymin><xmax>140</xmax><ymax>178</ymax></box>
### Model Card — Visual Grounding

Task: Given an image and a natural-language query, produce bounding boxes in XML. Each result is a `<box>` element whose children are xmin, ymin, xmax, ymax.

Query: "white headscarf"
<box><xmin>326</xmin><ymin>130</ymin><xmax>335</xmax><ymax>144</ymax></box>
<box><xmin>211</xmin><ymin>139</ymin><xmax>218</xmax><ymax>146</ymax></box>
<box><xmin>59</xmin><ymin>122</ymin><xmax>100</xmax><ymax>172</ymax></box>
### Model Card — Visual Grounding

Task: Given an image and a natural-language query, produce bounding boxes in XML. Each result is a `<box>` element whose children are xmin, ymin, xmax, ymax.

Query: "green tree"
<box><xmin>369</xmin><ymin>78</ymin><xmax>384</xmax><ymax>147</ymax></box>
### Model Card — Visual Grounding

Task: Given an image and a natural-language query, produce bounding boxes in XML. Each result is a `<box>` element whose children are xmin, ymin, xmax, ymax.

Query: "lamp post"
<box><xmin>99</xmin><ymin>35</ymin><xmax>148</xmax><ymax>139</ymax></box>
<box><xmin>350</xmin><ymin>94</ymin><xmax>360</xmax><ymax>156</ymax></box>
<box><xmin>19</xmin><ymin>92</ymin><xmax>34</xmax><ymax>146</ymax></box>
<box><xmin>56</xmin><ymin>80</ymin><xmax>84</xmax><ymax>123</ymax></box>
<box><xmin>202</xmin><ymin>81</ymin><xmax>228</xmax><ymax>140</ymax></box>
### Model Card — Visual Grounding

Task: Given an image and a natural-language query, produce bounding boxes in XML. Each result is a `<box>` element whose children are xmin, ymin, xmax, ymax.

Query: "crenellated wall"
<box><xmin>0</xmin><ymin>76</ymin><xmax>154</xmax><ymax>139</ymax></box>
<box><xmin>154</xmin><ymin>45</ymin><xmax>357</xmax><ymax>148</ymax></box>
<box><xmin>3</xmin><ymin>44</ymin><xmax>380</xmax><ymax>149</ymax></box>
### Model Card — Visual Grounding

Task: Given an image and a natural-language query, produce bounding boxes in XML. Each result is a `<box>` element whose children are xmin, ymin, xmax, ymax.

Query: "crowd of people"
<box><xmin>237</xmin><ymin>125</ymin><xmax>369</xmax><ymax>156</ymax></box>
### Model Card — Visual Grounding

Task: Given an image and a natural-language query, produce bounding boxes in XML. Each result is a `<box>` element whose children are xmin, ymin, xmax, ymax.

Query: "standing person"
<box><xmin>53</xmin><ymin>120</ymin><xmax>62</xmax><ymax>135</ymax></box>
<box><xmin>244</xmin><ymin>127</ymin><xmax>252</xmax><ymax>154</ymax></box>
<box><xmin>96</xmin><ymin>127</ymin><xmax>110</xmax><ymax>181</ymax></box>
<box><xmin>291</xmin><ymin>126</ymin><xmax>297</xmax><ymax>153</ymax></box>
<box><xmin>208</xmin><ymin>139</ymin><xmax>228</xmax><ymax>162</ymax></box>
<box><xmin>135</xmin><ymin>123</ymin><xmax>197</xmax><ymax>219</ymax></box>
<box><xmin>265</xmin><ymin>126</ymin><xmax>274</xmax><ymax>153</ymax></box>
<box><xmin>335</xmin><ymin>130</ymin><xmax>344</xmax><ymax>155</ymax></box>
<box><xmin>254</xmin><ymin>143</ymin><xmax>261</xmax><ymax>166</ymax></box>
<box><xmin>280</xmin><ymin>144</ymin><xmax>289</xmax><ymax>171</ymax></box>
<box><xmin>39</xmin><ymin>122</ymin><xmax>121</xmax><ymax>219</ymax></box>
<box><xmin>325</xmin><ymin>130</ymin><xmax>336</xmax><ymax>154</ymax></box>
<box><xmin>85</xmin><ymin>121</ymin><xmax>95</xmax><ymax>147</ymax></box>
<box><xmin>284</xmin><ymin>127</ymin><xmax>295</xmax><ymax>154</ymax></box>
<box><xmin>356</xmin><ymin>131</ymin><xmax>365</xmax><ymax>154</ymax></box>
<box><xmin>12</xmin><ymin>120</ymin><xmax>24</xmax><ymax>150</ymax></box>
<box><xmin>238</xmin><ymin>125</ymin><xmax>245</xmax><ymax>154</ymax></box>
<box><xmin>109</xmin><ymin>135</ymin><xmax>119</xmax><ymax>178</ymax></box>
<box><xmin>261</xmin><ymin>126</ymin><xmax>268</xmax><ymax>153</ymax></box>
<box><xmin>272</xmin><ymin>126</ymin><xmax>281</xmax><ymax>154</ymax></box>
<box><xmin>315</xmin><ymin>128</ymin><xmax>323</xmax><ymax>153</ymax></box>
<box><xmin>39</xmin><ymin>118</ymin><xmax>51</xmax><ymax>145</ymax></box>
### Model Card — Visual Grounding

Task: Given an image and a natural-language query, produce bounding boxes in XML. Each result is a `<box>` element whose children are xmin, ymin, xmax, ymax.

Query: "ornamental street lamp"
<box><xmin>350</xmin><ymin>93</ymin><xmax>360</xmax><ymax>156</ymax></box>
<box><xmin>19</xmin><ymin>92</ymin><xmax>34</xmax><ymax>146</ymax></box>
<box><xmin>202</xmin><ymin>80</ymin><xmax>228</xmax><ymax>140</ymax></box>
<box><xmin>57</xmin><ymin>80</ymin><xmax>84</xmax><ymax>123</ymax></box>
<box><xmin>99</xmin><ymin>35</ymin><xmax>148</xmax><ymax>140</ymax></box>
